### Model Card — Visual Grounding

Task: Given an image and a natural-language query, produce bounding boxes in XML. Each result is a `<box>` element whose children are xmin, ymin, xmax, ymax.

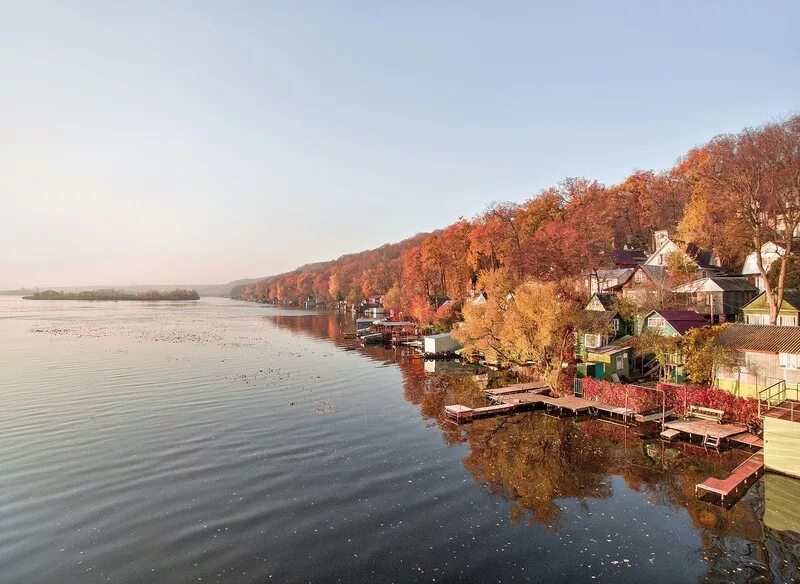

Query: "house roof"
<box><xmin>587</xmin><ymin>293</ymin><xmax>616</xmax><ymax>310</ymax></box>
<box><xmin>583</xmin><ymin>310</ymin><xmax>619</xmax><ymax>328</ymax></box>
<box><xmin>586</xmin><ymin>344</ymin><xmax>631</xmax><ymax>356</ymax></box>
<box><xmin>607</xmin><ymin>265</ymin><xmax>663</xmax><ymax>290</ymax></box>
<box><xmin>640</xmin><ymin>265</ymin><xmax>668</xmax><ymax>284</ymax></box>
<box><xmin>611</xmin><ymin>248</ymin><xmax>647</xmax><ymax>267</ymax></box>
<box><xmin>425</xmin><ymin>332</ymin><xmax>453</xmax><ymax>339</ymax></box>
<box><xmin>741</xmin><ymin>289</ymin><xmax>800</xmax><ymax>312</ymax></box>
<box><xmin>716</xmin><ymin>324</ymin><xmax>800</xmax><ymax>354</ymax></box>
<box><xmin>646</xmin><ymin>237</ymin><xmax>719</xmax><ymax>269</ymax></box>
<box><xmin>645</xmin><ymin>310</ymin><xmax>709</xmax><ymax>335</ymax></box>
<box><xmin>684</xmin><ymin>243</ymin><xmax>719</xmax><ymax>269</ymax></box>
<box><xmin>672</xmin><ymin>276</ymin><xmax>758</xmax><ymax>294</ymax></box>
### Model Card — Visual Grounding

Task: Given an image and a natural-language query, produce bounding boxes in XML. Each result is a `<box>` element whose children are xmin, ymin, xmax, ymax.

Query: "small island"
<box><xmin>23</xmin><ymin>288</ymin><xmax>200</xmax><ymax>301</ymax></box>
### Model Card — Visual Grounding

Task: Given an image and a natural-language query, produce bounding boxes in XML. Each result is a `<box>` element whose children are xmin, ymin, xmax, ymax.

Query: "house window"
<box><xmin>778</xmin><ymin>315</ymin><xmax>798</xmax><ymax>326</ymax></box>
<box><xmin>612</xmin><ymin>318</ymin><xmax>619</xmax><ymax>331</ymax></box>
<box><xmin>779</xmin><ymin>353</ymin><xmax>800</xmax><ymax>369</ymax></box>
<box><xmin>635</xmin><ymin>271</ymin><xmax>645</xmax><ymax>283</ymax></box>
<box><xmin>585</xmin><ymin>334</ymin><xmax>605</xmax><ymax>349</ymax></box>
<box><xmin>745</xmin><ymin>314</ymin><xmax>768</xmax><ymax>325</ymax></box>
<box><xmin>648</xmin><ymin>317</ymin><xmax>666</xmax><ymax>328</ymax></box>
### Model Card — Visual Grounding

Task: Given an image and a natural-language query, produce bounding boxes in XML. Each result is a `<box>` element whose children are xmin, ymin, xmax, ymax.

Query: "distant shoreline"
<box><xmin>23</xmin><ymin>289</ymin><xmax>200</xmax><ymax>301</ymax></box>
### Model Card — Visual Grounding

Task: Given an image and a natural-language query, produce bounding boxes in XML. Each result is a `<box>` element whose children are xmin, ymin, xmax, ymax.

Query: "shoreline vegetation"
<box><xmin>23</xmin><ymin>288</ymin><xmax>200</xmax><ymax>301</ymax></box>
<box><xmin>234</xmin><ymin>114</ymin><xmax>800</xmax><ymax>393</ymax></box>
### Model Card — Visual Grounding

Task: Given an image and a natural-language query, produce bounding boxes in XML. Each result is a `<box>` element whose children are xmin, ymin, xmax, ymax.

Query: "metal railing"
<box><xmin>758</xmin><ymin>380</ymin><xmax>800</xmax><ymax>422</ymax></box>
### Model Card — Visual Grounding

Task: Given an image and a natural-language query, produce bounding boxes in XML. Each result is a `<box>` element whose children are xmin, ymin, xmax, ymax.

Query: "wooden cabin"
<box><xmin>742</xmin><ymin>289</ymin><xmax>800</xmax><ymax>326</ymax></box>
<box><xmin>671</xmin><ymin>276</ymin><xmax>758</xmax><ymax>323</ymax></box>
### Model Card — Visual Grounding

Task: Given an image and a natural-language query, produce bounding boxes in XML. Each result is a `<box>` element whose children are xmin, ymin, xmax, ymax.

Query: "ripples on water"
<box><xmin>0</xmin><ymin>296</ymin><xmax>798</xmax><ymax>583</ymax></box>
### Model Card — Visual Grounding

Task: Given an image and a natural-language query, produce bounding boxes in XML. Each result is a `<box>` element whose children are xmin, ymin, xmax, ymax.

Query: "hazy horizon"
<box><xmin>3</xmin><ymin>1</ymin><xmax>799</xmax><ymax>289</ymax></box>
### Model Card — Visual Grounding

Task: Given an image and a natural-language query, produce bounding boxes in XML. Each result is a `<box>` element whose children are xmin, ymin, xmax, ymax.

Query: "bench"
<box><xmin>687</xmin><ymin>404</ymin><xmax>725</xmax><ymax>423</ymax></box>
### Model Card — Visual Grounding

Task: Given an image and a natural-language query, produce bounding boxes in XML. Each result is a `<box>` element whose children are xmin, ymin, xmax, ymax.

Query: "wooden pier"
<box><xmin>447</xmin><ymin>382</ymin><xmax>638</xmax><ymax>424</ymax></box>
<box><xmin>696</xmin><ymin>452</ymin><xmax>765</xmax><ymax>506</ymax></box>
<box><xmin>483</xmin><ymin>381</ymin><xmax>550</xmax><ymax>398</ymax></box>
<box><xmin>661</xmin><ymin>418</ymin><xmax>749</xmax><ymax>448</ymax></box>
<box><xmin>444</xmin><ymin>403</ymin><xmax>521</xmax><ymax>423</ymax></box>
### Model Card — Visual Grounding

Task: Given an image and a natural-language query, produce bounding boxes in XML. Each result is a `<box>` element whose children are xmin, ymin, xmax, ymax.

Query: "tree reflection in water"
<box><xmin>267</xmin><ymin>310</ymin><xmax>800</xmax><ymax>582</ymax></box>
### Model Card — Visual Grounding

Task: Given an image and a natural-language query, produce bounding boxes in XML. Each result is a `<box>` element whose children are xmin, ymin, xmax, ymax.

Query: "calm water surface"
<box><xmin>1</xmin><ymin>296</ymin><xmax>798</xmax><ymax>583</ymax></box>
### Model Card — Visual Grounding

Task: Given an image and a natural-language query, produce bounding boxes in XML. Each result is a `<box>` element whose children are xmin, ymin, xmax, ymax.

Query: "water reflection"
<box><xmin>268</xmin><ymin>309</ymin><xmax>800</xmax><ymax>583</ymax></box>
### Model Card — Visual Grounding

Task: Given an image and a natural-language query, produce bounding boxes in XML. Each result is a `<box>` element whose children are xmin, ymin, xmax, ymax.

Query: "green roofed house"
<box><xmin>640</xmin><ymin>310</ymin><xmax>709</xmax><ymax>383</ymax></box>
<box><xmin>742</xmin><ymin>289</ymin><xmax>800</xmax><ymax>326</ymax></box>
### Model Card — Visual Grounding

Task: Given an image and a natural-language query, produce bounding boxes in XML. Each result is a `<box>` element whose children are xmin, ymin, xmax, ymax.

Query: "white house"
<box><xmin>644</xmin><ymin>231</ymin><xmax>721</xmax><ymax>277</ymax></box>
<box><xmin>741</xmin><ymin>241</ymin><xmax>791</xmax><ymax>291</ymax></box>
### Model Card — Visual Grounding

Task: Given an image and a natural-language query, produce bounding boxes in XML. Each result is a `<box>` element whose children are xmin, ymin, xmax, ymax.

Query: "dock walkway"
<box><xmin>696</xmin><ymin>452</ymin><xmax>765</xmax><ymax>505</ymax></box>
<box><xmin>447</xmin><ymin>383</ymin><xmax>637</xmax><ymax>424</ymax></box>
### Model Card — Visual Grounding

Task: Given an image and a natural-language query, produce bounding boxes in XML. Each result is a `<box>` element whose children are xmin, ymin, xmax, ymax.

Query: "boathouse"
<box><xmin>423</xmin><ymin>332</ymin><xmax>462</xmax><ymax>355</ymax></box>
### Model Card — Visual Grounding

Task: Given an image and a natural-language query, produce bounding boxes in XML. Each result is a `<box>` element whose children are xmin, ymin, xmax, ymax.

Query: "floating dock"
<box><xmin>696</xmin><ymin>452</ymin><xmax>765</xmax><ymax>506</ymax></box>
<box><xmin>448</xmin><ymin>383</ymin><xmax>638</xmax><ymax>424</ymax></box>
<box><xmin>444</xmin><ymin>403</ymin><xmax>520</xmax><ymax>423</ymax></box>
<box><xmin>483</xmin><ymin>381</ymin><xmax>550</xmax><ymax>398</ymax></box>
<box><xmin>661</xmin><ymin>418</ymin><xmax>749</xmax><ymax>448</ymax></box>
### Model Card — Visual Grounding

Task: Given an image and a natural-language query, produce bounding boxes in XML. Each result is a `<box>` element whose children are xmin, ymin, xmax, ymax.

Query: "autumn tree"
<box><xmin>630</xmin><ymin>330</ymin><xmax>681</xmax><ymax>381</ymax></box>
<box><xmin>768</xmin><ymin>255</ymin><xmax>800</xmax><ymax>290</ymax></box>
<box><xmin>681</xmin><ymin>325</ymin><xmax>737</xmax><ymax>386</ymax></box>
<box><xmin>679</xmin><ymin>116</ymin><xmax>800</xmax><ymax>324</ymax></box>
<box><xmin>502</xmin><ymin>281</ymin><xmax>584</xmax><ymax>390</ymax></box>
<box><xmin>453</xmin><ymin>268</ymin><xmax>515</xmax><ymax>363</ymax></box>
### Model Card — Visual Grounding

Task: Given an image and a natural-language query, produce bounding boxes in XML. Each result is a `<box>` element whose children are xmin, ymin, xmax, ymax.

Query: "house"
<box><xmin>616</xmin><ymin>265</ymin><xmax>668</xmax><ymax>305</ymax></box>
<box><xmin>640</xmin><ymin>310</ymin><xmax>709</xmax><ymax>336</ymax></box>
<box><xmin>671</xmin><ymin>277</ymin><xmax>758</xmax><ymax>323</ymax></box>
<box><xmin>467</xmin><ymin>291</ymin><xmax>488</xmax><ymax>305</ymax></box>
<box><xmin>611</xmin><ymin>247</ymin><xmax>648</xmax><ymax>268</ymax></box>
<box><xmin>640</xmin><ymin>310</ymin><xmax>709</xmax><ymax>383</ymax></box>
<box><xmin>645</xmin><ymin>231</ymin><xmax>722</xmax><ymax>278</ymax></box>
<box><xmin>576</xmin><ymin>294</ymin><xmax>633</xmax><ymax>381</ymax></box>
<box><xmin>430</xmin><ymin>295</ymin><xmax>450</xmax><ymax>309</ymax></box>
<box><xmin>423</xmin><ymin>332</ymin><xmax>462</xmax><ymax>355</ymax></box>
<box><xmin>584</xmin><ymin>268</ymin><xmax>633</xmax><ymax>295</ymax></box>
<box><xmin>714</xmin><ymin>324</ymin><xmax>800</xmax><ymax>398</ymax></box>
<box><xmin>741</xmin><ymin>241</ymin><xmax>795</xmax><ymax>291</ymax></box>
<box><xmin>585</xmin><ymin>292</ymin><xmax>616</xmax><ymax>312</ymax></box>
<box><xmin>742</xmin><ymin>289</ymin><xmax>800</xmax><ymax>326</ymax></box>
<box><xmin>582</xmin><ymin>343</ymin><xmax>633</xmax><ymax>381</ymax></box>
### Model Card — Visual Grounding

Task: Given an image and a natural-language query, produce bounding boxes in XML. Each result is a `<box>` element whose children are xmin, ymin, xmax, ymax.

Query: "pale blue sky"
<box><xmin>2</xmin><ymin>1</ymin><xmax>798</xmax><ymax>288</ymax></box>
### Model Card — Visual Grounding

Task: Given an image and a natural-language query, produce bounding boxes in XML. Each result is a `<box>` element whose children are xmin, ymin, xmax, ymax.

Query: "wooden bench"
<box><xmin>687</xmin><ymin>405</ymin><xmax>725</xmax><ymax>423</ymax></box>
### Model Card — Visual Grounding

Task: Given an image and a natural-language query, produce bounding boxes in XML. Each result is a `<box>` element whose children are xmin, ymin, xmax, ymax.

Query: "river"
<box><xmin>0</xmin><ymin>296</ymin><xmax>798</xmax><ymax>583</ymax></box>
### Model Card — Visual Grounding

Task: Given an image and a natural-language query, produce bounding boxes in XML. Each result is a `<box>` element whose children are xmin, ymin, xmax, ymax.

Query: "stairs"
<box><xmin>704</xmin><ymin>434</ymin><xmax>721</xmax><ymax>449</ymax></box>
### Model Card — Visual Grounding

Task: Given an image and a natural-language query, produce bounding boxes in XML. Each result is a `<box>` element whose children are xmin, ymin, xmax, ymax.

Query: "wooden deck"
<box><xmin>696</xmin><ymin>452</ymin><xmax>764</xmax><ymax>505</ymax></box>
<box><xmin>484</xmin><ymin>382</ymin><xmax>550</xmax><ymax>398</ymax></box>
<box><xmin>729</xmin><ymin>432</ymin><xmax>764</xmax><ymax>449</ymax></box>
<box><xmin>762</xmin><ymin>399</ymin><xmax>800</xmax><ymax>422</ymax></box>
<box><xmin>635</xmin><ymin>408</ymin><xmax>675</xmax><ymax>423</ymax></box>
<box><xmin>493</xmin><ymin>392</ymin><xmax>555</xmax><ymax>406</ymax></box>
<box><xmin>444</xmin><ymin>403</ymin><xmax>520</xmax><ymax>423</ymax></box>
<box><xmin>452</xmin><ymin>389</ymin><xmax>641</xmax><ymax>423</ymax></box>
<box><xmin>662</xmin><ymin>418</ymin><xmax>747</xmax><ymax>441</ymax></box>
